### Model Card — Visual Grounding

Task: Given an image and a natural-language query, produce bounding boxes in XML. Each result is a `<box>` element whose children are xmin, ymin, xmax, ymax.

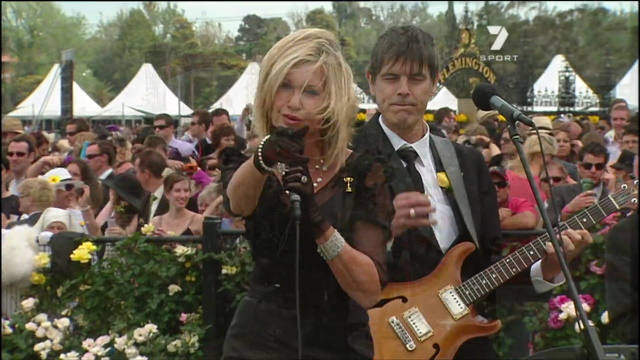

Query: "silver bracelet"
<box><xmin>256</xmin><ymin>135</ymin><xmax>275</xmax><ymax>173</ymax></box>
<box><xmin>317</xmin><ymin>230</ymin><xmax>346</xmax><ymax>261</ymax></box>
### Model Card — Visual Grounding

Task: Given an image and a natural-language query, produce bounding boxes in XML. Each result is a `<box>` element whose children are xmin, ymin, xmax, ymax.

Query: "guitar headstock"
<box><xmin>616</xmin><ymin>179</ymin><xmax>639</xmax><ymax>209</ymax></box>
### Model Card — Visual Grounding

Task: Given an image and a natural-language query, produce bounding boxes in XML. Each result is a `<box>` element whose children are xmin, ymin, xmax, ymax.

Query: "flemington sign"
<box><xmin>439</xmin><ymin>28</ymin><xmax>498</xmax><ymax>86</ymax></box>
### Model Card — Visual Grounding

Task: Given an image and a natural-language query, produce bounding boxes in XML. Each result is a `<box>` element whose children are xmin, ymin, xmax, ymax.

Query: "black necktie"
<box><xmin>397</xmin><ymin>146</ymin><xmax>425</xmax><ymax>193</ymax></box>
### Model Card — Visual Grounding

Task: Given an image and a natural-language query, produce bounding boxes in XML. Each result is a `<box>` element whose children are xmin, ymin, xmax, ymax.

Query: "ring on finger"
<box><xmin>409</xmin><ymin>208</ymin><xmax>416</xmax><ymax>218</ymax></box>
<box><xmin>301</xmin><ymin>175</ymin><xmax>308</xmax><ymax>184</ymax></box>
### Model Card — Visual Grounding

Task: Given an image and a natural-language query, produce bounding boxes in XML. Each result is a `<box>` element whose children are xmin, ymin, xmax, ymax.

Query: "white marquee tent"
<box><xmin>94</xmin><ymin>63</ymin><xmax>192</xmax><ymax>119</ymax></box>
<box><xmin>614</xmin><ymin>59</ymin><xmax>638</xmax><ymax>110</ymax></box>
<box><xmin>427</xmin><ymin>86</ymin><xmax>458</xmax><ymax>112</ymax></box>
<box><xmin>209</xmin><ymin>62</ymin><xmax>260</xmax><ymax>116</ymax></box>
<box><xmin>7</xmin><ymin>64</ymin><xmax>103</xmax><ymax>119</ymax></box>
<box><xmin>530</xmin><ymin>54</ymin><xmax>600</xmax><ymax>112</ymax></box>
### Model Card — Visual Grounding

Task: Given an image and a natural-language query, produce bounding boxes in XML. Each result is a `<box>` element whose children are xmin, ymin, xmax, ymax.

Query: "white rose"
<box><xmin>114</xmin><ymin>335</ymin><xmax>128</xmax><ymax>351</ymax></box>
<box><xmin>60</xmin><ymin>350</ymin><xmax>81</xmax><ymax>360</ymax></box>
<box><xmin>54</xmin><ymin>317</ymin><xmax>71</xmax><ymax>331</ymax></box>
<box><xmin>168</xmin><ymin>284</ymin><xmax>182</xmax><ymax>296</ymax></box>
<box><xmin>2</xmin><ymin>320</ymin><xmax>13</xmax><ymax>335</ymax></box>
<box><xmin>25</xmin><ymin>322</ymin><xmax>39</xmax><ymax>331</ymax></box>
<box><xmin>582</xmin><ymin>303</ymin><xmax>591</xmax><ymax>313</ymax></box>
<box><xmin>35</xmin><ymin>326</ymin><xmax>47</xmax><ymax>338</ymax></box>
<box><xmin>81</xmin><ymin>352</ymin><xmax>95</xmax><ymax>360</ymax></box>
<box><xmin>38</xmin><ymin>350</ymin><xmax>50</xmax><ymax>360</ymax></box>
<box><xmin>33</xmin><ymin>340</ymin><xmax>52</xmax><ymax>352</ymax></box>
<box><xmin>124</xmin><ymin>346</ymin><xmax>139</xmax><ymax>358</ymax></box>
<box><xmin>21</xmin><ymin>297</ymin><xmax>38</xmax><ymax>312</ymax></box>
<box><xmin>167</xmin><ymin>339</ymin><xmax>182</xmax><ymax>352</ymax></box>
<box><xmin>82</xmin><ymin>338</ymin><xmax>95</xmax><ymax>350</ymax></box>
<box><xmin>130</xmin><ymin>356</ymin><xmax>148</xmax><ymax>360</ymax></box>
<box><xmin>89</xmin><ymin>346</ymin><xmax>106</xmax><ymax>356</ymax></box>
<box><xmin>52</xmin><ymin>342</ymin><xmax>63</xmax><ymax>351</ymax></box>
<box><xmin>601</xmin><ymin>310</ymin><xmax>610</xmax><ymax>325</ymax></box>
<box><xmin>95</xmin><ymin>335</ymin><xmax>110</xmax><ymax>347</ymax></box>
<box><xmin>143</xmin><ymin>323</ymin><xmax>158</xmax><ymax>335</ymax></box>
<box><xmin>34</xmin><ymin>313</ymin><xmax>48</xmax><ymax>323</ymax></box>
<box><xmin>133</xmin><ymin>328</ymin><xmax>148</xmax><ymax>343</ymax></box>
<box><xmin>45</xmin><ymin>327</ymin><xmax>61</xmax><ymax>340</ymax></box>
<box><xmin>41</xmin><ymin>321</ymin><xmax>52</xmax><ymax>329</ymax></box>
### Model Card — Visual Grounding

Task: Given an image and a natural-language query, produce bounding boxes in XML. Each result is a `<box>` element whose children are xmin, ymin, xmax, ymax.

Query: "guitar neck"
<box><xmin>456</xmin><ymin>189</ymin><xmax>632</xmax><ymax>305</ymax></box>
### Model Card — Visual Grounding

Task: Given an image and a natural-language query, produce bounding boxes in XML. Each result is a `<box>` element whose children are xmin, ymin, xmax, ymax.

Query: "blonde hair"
<box><xmin>198</xmin><ymin>182</ymin><xmax>222</xmax><ymax>207</ymax></box>
<box><xmin>254</xmin><ymin>28</ymin><xmax>357</xmax><ymax>167</ymax></box>
<box><xmin>510</xmin><ymin>134</ymin><xmax>558</xmax><ymax>171</ymax></box>
<box><xmin>18</xmin><ymin>178</ymin><xmax>56</xmax><ymax>210</ymax></box>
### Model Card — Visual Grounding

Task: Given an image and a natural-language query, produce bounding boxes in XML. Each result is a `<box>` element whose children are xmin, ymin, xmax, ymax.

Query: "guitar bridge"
<box><xmin>438</xmin><ymin>285</ymin><xmax>469</xmax><ymax>320</ymax></box>
<box><xmin>402</xmin><ymin>307</ymin><xmax>433</xmax><ymax>342</ymax></box>
<box><xmin>388</xmin><ymin>316</ymin><xmax>416</xmax><ymax>351</ymax></box>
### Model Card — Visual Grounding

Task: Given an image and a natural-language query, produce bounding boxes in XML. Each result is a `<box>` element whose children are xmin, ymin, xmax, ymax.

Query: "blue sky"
<box><xmin>56</xmin><ymin>1</ymin><xmax>638</xmax><ymax>37</ymax></box>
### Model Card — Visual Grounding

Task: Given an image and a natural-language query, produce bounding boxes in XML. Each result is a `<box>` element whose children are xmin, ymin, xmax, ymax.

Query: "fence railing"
<box><xmin>81</xmin><ymin>222</ymin><xmax>547</xmax><ymax>358</ymax></box>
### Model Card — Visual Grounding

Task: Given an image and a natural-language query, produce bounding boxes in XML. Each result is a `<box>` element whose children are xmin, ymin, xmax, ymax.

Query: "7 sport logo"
<box><xmin>487</xmin><ymin>26</ymin><xmax>509</xmax><ymax>51</ymax></box>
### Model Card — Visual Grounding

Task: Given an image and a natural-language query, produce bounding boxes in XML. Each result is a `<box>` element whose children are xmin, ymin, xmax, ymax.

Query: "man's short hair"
<box><xmin>136</xmin><ymin>149</ymin><xmax>167</xmax><ymax>179</ymax></box>
<box><xmin>143</xmin><ymin>135</ymin><xmax>168</xmax><ymax>150</ymax></box>
<box><xmin>367</xmin><ymin>25</ymin><xmax>439</xmax><ymax>84</ymax></box>
<box><xmin>192</xmin><ymin>109</ymin><xmax>212</xmax><ymax>131</ymax></box>
<box><xmin>66</xmin><ymin>118</ymin><xmax>90</xmax><ymax>132</ymax></box>
<box><xmin>578</xmin><ymin>142</ymin><xmax>609</xmax><ymax>164</ymax></box>
<box><xmin>154</xmin><ymin>113</ymin><xmax>174</xmax><ymax>127</ymax></box>
<box><xmin>210</xmin><ymin>108</ymin><xmax>230</xmax><ymax>122</ymax></box>
<box><xmin>434</xmin><ymin>107</ymin><xmax>453</xmax><ymax>125</ymax></box>
<box><xmin>88</xmin><ymin>140</ymin><xmax>116</xmax><ymax>166</ymax></box>
<box><xmin>9</xmin><ymin>134</ymin><xmax>36</xmax><ymax>154</ymax></box>
<box><xmin>622</xmin><ymin>125</ymin><xmax>638</xmax><ymax>138</ymax></box>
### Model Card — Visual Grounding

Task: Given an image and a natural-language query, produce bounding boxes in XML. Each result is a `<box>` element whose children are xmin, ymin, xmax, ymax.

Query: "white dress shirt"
<box><xmin>149</xmin><ymin>185</ymin><xmax>165</xmax><ymax>221</ymax></box>
<box><xmin>9</xmin><ymin>176</ymin><xmax>24</xmax><ymax>196</ymax></box>
<box><xmin>379</xmin><ymin>116</ymin><xmax>563</xmax><ymax>293</ymax></box>
<box><xmin>99</xmin><ymin>168</ymin><xmax>114</xmax><ymax>181</ymax></box>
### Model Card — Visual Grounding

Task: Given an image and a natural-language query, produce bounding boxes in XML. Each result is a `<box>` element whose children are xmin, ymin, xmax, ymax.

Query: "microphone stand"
<box><xmin>506</xmin><ymin>121</ymin><xmax>606</xmax><ymax>360</ymax></box>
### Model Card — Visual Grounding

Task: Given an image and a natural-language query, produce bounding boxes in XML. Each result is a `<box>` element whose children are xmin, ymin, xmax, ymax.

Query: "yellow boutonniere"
<box><xmin>456</xmin><ymin>113</ymin><xmax>468</xmax><ymax>122</ymax></box>
<box><xmin>424</xmin><ymin>113</ymin><xmax>434</xmax><ymax>122</ymax></box>
<box><xmin>356</xmin><ymin>113</ymin><xmax>367</xmax><ymax>122</ymax></box>
<box><xmin>497</xmin><ymin>115</ymin><xmax>506</xmax><ymax>122</ymax></box>
<box><xmin>141</xmin><ymin>223</ymin><xmax>155</xmax><ymax>235</ymax></box>
<box><xmin>48</xmin><ymin>175</ymin><xmax>61</xmax><ymax>184</ymax></box>
<box><xmin>437</xmin><ymin>172</ymin><xmax>451</xmax><ymax>190</ymax></box>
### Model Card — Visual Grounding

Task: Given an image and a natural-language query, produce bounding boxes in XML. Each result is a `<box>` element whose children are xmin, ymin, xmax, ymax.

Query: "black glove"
<box><xmin>282</xmin><ymin>165</ymin><xmax>331</xmax><ymax>239</ymax></box>
<box><xmin>254</xmin><ymin>126</ymin><xmax>309</xmax><ymax>173</ymax></box>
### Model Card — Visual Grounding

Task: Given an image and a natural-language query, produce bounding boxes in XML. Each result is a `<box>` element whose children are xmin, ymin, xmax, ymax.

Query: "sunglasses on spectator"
<box><xmin>596</xmin><ymin>126</ymin><xmax>607</xmax><ymax>131</ymax></box>
<box><xmin>67</xmin><ymin>131</ymin><xmax>77</xmax><ymax>136</ymax></box>
<box><xmin>190</xmin><ymin>121</ymin><xmax>200</xmax><ymax>126</ymax></box>
<box><xmin>493</xmin><ymin>181</ymin><xmax>508</xmax><ymax>189</ymax></box>
<box><xmin>207</xmin><ymin>165</ymin><xmax>218</xmax><ymax>171</ymax></box>
<box><xmin>541</xmin><ymin>176</ymin><xmax>564</xmax><ymax>184</ymax></box>
<box><xmin>580</xmin><ymin>162</ymin><xmax>606</xmax><ymax>171</ymax></box>
<box><xmin>86</xmin><ymin>153</ymin><xmax>103</xmax><ymax>160</ymax></box>
<box><xmin>57</xmin><ymin>183</ymin><xmax>77</xmax><ymax>192</ymax></box>
<box><xmin>154</xmin><ymin>125</ymin><xmax>169</xmax><ymax>130</ymax></box>
<box><xmin>7</xmin><ymin>151</ymin><xmax>27</xmax><ymax>157</ymax></box>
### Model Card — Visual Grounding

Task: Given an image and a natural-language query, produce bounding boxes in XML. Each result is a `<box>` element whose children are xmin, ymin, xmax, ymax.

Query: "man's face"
<box><xmin>596</xmin><ymin>120</ymin><xmax>611</xmax><ymax>137</ymax></box>
<box><xmin>7</xmin><ymin>141</ymin><xmax>34</xmax><ymax>175</ymax></box>
<box><xmin>491</xmin><ymin>174</ymin><xmax>510</xmax><ymax>205</ymax></box>
<box><xmin>211</xmin><ymin>115</ymin><xmax>230</xmax><ymax>133</ymax></box>
<box><xmin>367</xmin><ymin>60</ymin><xmax>437</xmax><ymax>142</ymax></box>
<box><xmin>441</xmin><ymin>112</ymin><xmax>457</xmax><ymax>133</ymax></box>
<box><xmin>154</xmin><ymin>120</ymin><xmax>174</xmax><ymax>142</ymax></box>
<box><xmin>53</xmin><ymin>185</ymin><xmax>74</xmax><ymax>209</ymax></box>
<box><xmin>622</xmin><ymin>133</ymin><xmax>639</xmax><ymax>153</ymax></box>
<box><xmin>190</xmin><ymin>115</ymin><xmax>206</xmax><ymax>138</ymax></box>
<box><xmin>65</xmin><ymin>124</ymin><xmax>78</xmax><ymax>146</ymax></box>
<box><xmin>134</xmin><ymin>159</ymin><xmax>150</xmax><ymax>191</ymax></box>
<box><xmin>579</xmin><ymin>154</ymin><xmax>607</xmax><ymax>185</ymax></box>
<box><xmin>610</xmin><ymin>109</ymin><xmax>630</xmax><ymax>134</ymax></box>
<box><xmin>85</xmin><ymin>144</ymin><xmax>106</xmax><ymax>173</ymax></box>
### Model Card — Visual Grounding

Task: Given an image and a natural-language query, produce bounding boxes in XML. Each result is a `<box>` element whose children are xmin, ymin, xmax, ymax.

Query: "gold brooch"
<box><xmin>344</xmin><ymin>177</ymin><xmax>354</xmax><ymax>193</ymax></box>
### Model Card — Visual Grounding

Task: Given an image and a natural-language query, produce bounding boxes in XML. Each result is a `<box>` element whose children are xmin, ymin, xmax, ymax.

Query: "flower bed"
<box><xmin>2</xmin><ymin>234</ymin><xmax>253</xmax><ymax>359</ymax></box>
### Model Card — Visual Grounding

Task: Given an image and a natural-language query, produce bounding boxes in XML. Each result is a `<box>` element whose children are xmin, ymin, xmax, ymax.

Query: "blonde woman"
<box><xmin>507</xmin><ymin>133</ymin><xmax>558</xmax><ymax>206</ymax></box>
<box><xmin>221</xmin><ymin>28</ymin><xmax>392</xmax><ymax>359</ymax></box>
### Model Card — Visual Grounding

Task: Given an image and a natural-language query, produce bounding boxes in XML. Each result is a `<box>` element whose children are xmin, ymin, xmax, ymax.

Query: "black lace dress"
<box><xmin>220</xmin><ymin>149</ymin><xmax>393</xmax><ymax>360</ymax></box>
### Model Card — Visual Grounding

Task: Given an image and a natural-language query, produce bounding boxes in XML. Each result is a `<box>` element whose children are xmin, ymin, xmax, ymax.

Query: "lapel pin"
<box><xmin>344</xmin><ymin>177</ymin><xmax>354</xmax><ymax>193</ymax></box>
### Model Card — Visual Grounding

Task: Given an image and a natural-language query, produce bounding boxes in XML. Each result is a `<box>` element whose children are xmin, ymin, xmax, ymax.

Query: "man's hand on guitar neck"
<box><xmin>391</xmin><ymin>192</ymin><xmax>436</xmax><ymax>238</ymax></box>
<box><xmin>540</xmin><ymin>229</ymin><xmax>593</xmax><ymax>281</ymax></box>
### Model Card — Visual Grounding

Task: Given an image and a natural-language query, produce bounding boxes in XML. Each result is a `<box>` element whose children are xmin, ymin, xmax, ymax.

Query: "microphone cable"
<box><xmin>295</xmin><ymin>212</ymin><xmax>302</xmax><ymax>360</ymax></box>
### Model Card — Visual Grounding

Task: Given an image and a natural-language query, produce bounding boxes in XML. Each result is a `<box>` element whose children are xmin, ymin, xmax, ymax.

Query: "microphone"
<box><xmin>290</xmin><ymin>192</ymin><xmax>302</xmax><ymax>221</ymax></box>
<box><xmin>472</xmin><ymin>83</ymin><xmax>537</xmax><ymax>129</ymax></box>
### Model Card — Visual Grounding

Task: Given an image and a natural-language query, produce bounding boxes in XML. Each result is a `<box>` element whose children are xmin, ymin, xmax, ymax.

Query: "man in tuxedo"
<box><xmin>547</xmin><ymin>142</ymin><xmax>611</xmax><ymax>225</ymax></box>
<box><xmin>352</xmin><ymin>25</ymin><xmax>593</xmax><ymax>359</ymax></box>
<box><xmin>134</xmin><ymin>150</ymin><xmax>197</xmax><ymax>227</ymax></box>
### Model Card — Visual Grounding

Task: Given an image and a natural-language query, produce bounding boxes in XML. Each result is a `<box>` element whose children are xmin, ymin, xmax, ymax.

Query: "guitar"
<box><xmin>368</xmin><ymin>183</ymin><xmax>638</xmax><ymax>360</ymax></box>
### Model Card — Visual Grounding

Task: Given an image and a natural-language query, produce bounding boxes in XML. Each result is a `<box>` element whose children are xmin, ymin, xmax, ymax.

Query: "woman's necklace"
<box><xmin>311</xmin><ymin>159</ymin><xmax>328</xmax><ymax>188</ymax></box>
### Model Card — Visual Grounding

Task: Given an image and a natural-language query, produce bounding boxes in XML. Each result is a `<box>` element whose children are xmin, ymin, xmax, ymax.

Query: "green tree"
<box><xmin>305</xmin><ymin>8</ymin><xmax>338</xmax><ymax>33</ymax></box>
<box><xmin>235</xmin><ymin>14</ymin><xmax>267</xmax><ymax>60</ymax></box>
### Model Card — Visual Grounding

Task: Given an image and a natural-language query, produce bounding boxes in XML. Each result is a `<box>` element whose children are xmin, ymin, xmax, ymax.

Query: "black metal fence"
<box><xmin>85</xmin><ymin>220</ymin><xmax>547</xmax><ymax>359</ymax></box>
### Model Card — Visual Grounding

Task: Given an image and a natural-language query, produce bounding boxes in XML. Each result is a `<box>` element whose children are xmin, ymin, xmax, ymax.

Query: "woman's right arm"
<box><xmin>226</xmin><ymin>156</ymin><xmax>268</xmax><ymax>217</ymax></box>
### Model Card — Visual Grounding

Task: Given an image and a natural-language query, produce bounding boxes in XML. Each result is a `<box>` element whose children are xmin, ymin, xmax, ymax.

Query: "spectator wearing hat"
<box><xmin>6</xmin><ymin>178</ymin><xmax>56</xmax><ymax>229</ymax></box>
<box><xmin>7</xmin><ymin>135</ymin><xmax>36</xmax><ymax>196</ymax></box>
<box><xmin>2</xmin><ymin>157</ymin><xmax>20</xmax><ymax>223</ymax></box>
<box><xmin>39</xmin><ymin>168</ymin><xmax>85</xmax><ymax>213</ymax></box>
<box><xmin>2</xmin><ymin>117</ymin><xmax>25</xmax><ymax>144</ymax></box>
<box><xmin>611</xmin><ymin>149</ymin><xmax>637</xmax><ymax>187</ymax></box>
<box><xmin>490</xmin><ymin>166</ymin><xmax>539</xmax><ymax>231</ymax></box>
<box><xmin>621</xmin><ymin>125</ymin><xmax>638</xmax><ymax>154</ymax></box>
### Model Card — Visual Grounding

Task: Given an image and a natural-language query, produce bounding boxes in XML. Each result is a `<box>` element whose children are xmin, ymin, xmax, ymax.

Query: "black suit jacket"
<box><xmin>100</xmin><ymin>171</ymin><xmax>116</xmax><ymax>209</ymax></box>
<box><xmin>351</xmin><ymin>114</ymin><xmax>503</xmax><ymax>358</ymax></box>
<box><xmin>6</xmin><ymin>212</ymin><xmax>43</xmax><ymax>229</ymax></box>
<box><xmin>546</xmin><ymin>183</ymin><xmax>609</xmax><ymax>227</ymax></box>
<box><xmin>605</xmin><ymin>212</ymin><xmax>638</xmax><ymax>344</ymax></box>
<box><xmin>197</xmin><ymin>135</ymin><xmax>247</xmax><ymax>159</ymax></box>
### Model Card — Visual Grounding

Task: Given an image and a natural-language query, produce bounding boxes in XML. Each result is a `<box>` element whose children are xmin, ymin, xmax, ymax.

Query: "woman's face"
<box><xmin>37</xmin><ymin>143</ymin><xmax>49</xmax><ymax>157</ymax></box>
<box><xmin>66</xmin><ymin>163</ymin><xmax>82</xmax><ymax>182</ymax></box>
<box><xmin>219</xmin><ymin>136</ymin><xmax>235</xmax><ymax>150</ymax></box>
<box><xmin>46</xmin><ymin>221</ymin><xmax>67</xmax><ymax>234</ymax></box>
<box><xmin>271</xmin><ymin>63</ymin><xmax>326</xmax><ymax>134</ymax></box>
<box><xmin>205</xmin><ymin>158</ymin><xmax>220</xmax><ymax>179</ymax></box>
<box><xmin>555</xmin><ymin>131</ymin><xmax>571</xmax><ymax>158</ymax></box>
<box><xmin>167</xmin><ymin>180</ymin><xmax>191</xmax><ymax>209</ymax></box>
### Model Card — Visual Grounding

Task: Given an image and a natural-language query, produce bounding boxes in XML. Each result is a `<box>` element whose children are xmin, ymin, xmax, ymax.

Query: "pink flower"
<box><xmin>548</xmin><ymin>311</ymin><xmax>565</xmax><ymax>329</ymax></box>
<box><xmin>579</xmin><ymin>294</ymin><xmax>595</xmax><ymax>308</ymax></box>
<box><xmin>601</xmin><ymin>213</ymin><xmax>620</xmax><ymax>226</ymax></box>
<box><xmin>589</xmin><ymin>260</ymin><xmax>606</xmax><ymax>275</ymax></box>
<box><xmin>548</xmin><ymin>295</ymin><xmax>571</xmax><ymax>310</ymax></box>
<box><xmin>180</xmin><ymin>313</ymin><xmax>188</xmax><ymax>324</ymax></box>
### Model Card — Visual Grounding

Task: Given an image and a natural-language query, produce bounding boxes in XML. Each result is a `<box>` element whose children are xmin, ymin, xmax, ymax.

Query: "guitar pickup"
<box><xmin>388</xmin><ymin>316</ymin><xmax>416</xmax><ymax>351</ymax></box>
<box><xmin>438</xmin><ymin>285</ymin><xmax>469</xmax><ymax>320</ymax></box>
<box><xmin>402</xmin><ymin>307</ymin><xmax>433</xmax><ymax>342</ymax></box>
